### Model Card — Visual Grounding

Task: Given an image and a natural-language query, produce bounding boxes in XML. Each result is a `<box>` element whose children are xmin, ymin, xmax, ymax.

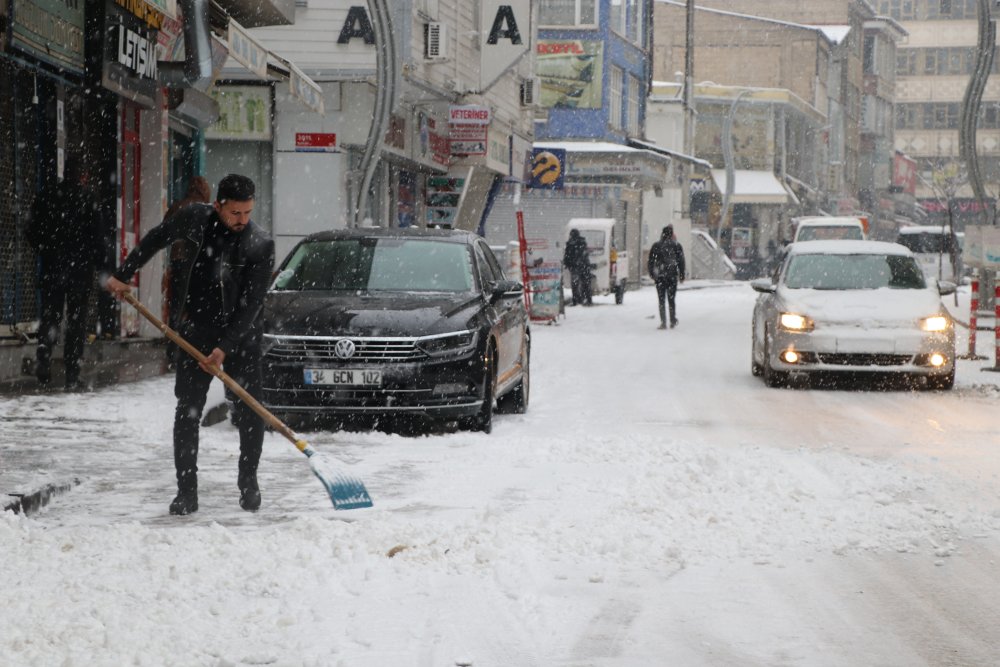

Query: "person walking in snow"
<box><xmin>105</xmin><ymin>174</ymin><xmax>274</xmax><ymax>516</ymax></box>
<box><xmin>647</xmin><ymin>225</ymin><xmax>685</xmax><ymax>329</ymax></box>
<box><xmin>27</xmin><ymin>159</ymin><xmax>103</xmax><ymax>391</ymax></box>
<box><xmin>563</xmin><ymin>228</ymin><xmax>593</xmax><ymax>306</ymax></box>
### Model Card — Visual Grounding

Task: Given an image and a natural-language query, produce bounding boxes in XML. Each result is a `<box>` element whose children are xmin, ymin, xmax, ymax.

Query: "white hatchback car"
<box><xmin>751</xmin><ymin>241</ymin><xmax>956</xmax><ymax>389</ymax></box>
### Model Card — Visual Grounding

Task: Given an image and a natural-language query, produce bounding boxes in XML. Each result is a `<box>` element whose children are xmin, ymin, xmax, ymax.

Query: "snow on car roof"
<box><xmin>787</xmin><ymin>240</ymin><xmax>912</xmax><ymax>256</ymax></box>
<box><xmin>795</xmin><ymin>217</ymin><xmax>864</xmax><ymax>227</ymax></box>
<box><xmin>898</xmin><ymin>225</ymin><xmax>953</xmax><ymax>234</ymax></box>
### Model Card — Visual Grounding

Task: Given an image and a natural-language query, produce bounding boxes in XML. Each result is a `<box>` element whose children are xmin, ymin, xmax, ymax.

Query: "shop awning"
<box><xmin>628</xmin><ymin>138</ymin><xmax>713</xmax><ymax>169</ymax></box>
<box><xmin>534</xmin><ymin>141</ymin><xmax>672</xmax><ymax>188</ymax></box>
<box><xmin>711</xmin><ymin>169</ymin><xmax>792</xmax><ymax>205</ymax></box>
<box><xmin>225</xmin><ymin>17</ymin><xmax>324</xmax><ymax>114</ymax></box>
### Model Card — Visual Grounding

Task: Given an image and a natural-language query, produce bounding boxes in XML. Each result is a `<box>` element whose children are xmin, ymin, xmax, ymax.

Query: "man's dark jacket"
<box><xmin>563</xmin><ymin>233</ymin><xmax>590</xmax><ymax>273</ymax></box>
<box><xmin>113</xmin><ymin>203</ymin><xmax>274</xmax><ymax>357</ymax></box>
<box><xmin>647</xmin><ymin>237</ymin><xmax>685</xmax><ymax>283</ymax></box>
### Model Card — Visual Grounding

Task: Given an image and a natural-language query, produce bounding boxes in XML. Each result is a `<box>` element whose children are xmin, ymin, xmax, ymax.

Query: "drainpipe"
<box><xmin>159</xmin><ymin>0</ymin><xmax>214</xmax><ymax>88</ymax></box>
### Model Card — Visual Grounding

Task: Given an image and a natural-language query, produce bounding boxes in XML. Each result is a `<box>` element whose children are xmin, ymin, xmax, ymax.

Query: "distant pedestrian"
<box><xmin>105</xmin><ymin>174</ymin><xmax>274</xmax><ymax>516</ymax></box>
<box><xmin>27</xmin><ymin>160</ymin><xmax>103</xmax><ymax>390</ymax></box>
<box><xmin>162</xmin><ymin>176</ymin><xmax>212</xmax><ymax>366</ymax></box>
<box><xmin>647</xmin><ymin>225</ymin><xmax>685</xmax><ymax>329</ymax></box>
<box><xmin>563</xmin><ymin>228</ymin><xmax>593</xmax><ymax>306</ymax></box>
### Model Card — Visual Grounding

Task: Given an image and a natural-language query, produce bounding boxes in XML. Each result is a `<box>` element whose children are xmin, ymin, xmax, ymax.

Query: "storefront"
<box><xmin>0</xmin><ymin>0</ymin><xmax>92</xmax><ymax>337</ymax></box>
<box><xmin>485</xmin><ymin>141</ymin><xmax>670</xmax><ymax>286</ymax></box>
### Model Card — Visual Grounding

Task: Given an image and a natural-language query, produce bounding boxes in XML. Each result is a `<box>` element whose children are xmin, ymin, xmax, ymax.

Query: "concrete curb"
<box><xmin>4</xmin><ymin>479</ymin><xmax>80</xmax><ymax>516</ymax></box>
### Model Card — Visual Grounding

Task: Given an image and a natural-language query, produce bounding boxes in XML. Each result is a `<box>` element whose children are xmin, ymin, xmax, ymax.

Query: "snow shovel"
<box><xmin>119</xmin><ymin>291</ymin><xmax>373</xmax><ymax>510</ymax></box>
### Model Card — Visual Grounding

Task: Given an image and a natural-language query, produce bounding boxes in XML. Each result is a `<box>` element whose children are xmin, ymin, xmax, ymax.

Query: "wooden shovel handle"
<box><xmin>120</xmin><ymin>291</ymin><xmax>305</xmax><ymax>451</ymax></box>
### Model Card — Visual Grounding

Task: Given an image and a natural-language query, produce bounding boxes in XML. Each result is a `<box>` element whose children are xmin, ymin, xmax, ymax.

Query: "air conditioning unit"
<box><xmin>520</xmin><ymin>77</ymin><xmax>539</xmax><ymax>106</ymax></box>
<box><xmin>424</xmin><ymin>22</ymin><xmax>447</xmax><ymax>60</ymax></box>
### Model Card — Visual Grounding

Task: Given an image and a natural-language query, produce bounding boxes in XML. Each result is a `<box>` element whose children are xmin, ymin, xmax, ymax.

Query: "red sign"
<box><xmin>294</xmin><ymin>132</ymin><xmax>337</xmax><ymax>152</ymax></box>
<box><xmin>892</xmin><ymin>151</ymin><xmax>917</xmax><ymax>196</ymax></box>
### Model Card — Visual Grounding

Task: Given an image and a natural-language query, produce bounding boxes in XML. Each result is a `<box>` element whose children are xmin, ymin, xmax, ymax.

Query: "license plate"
<box><xmin>303</xmin><ymin>369</ymin><xmax>382</xmax><ymax>386</ymax></box>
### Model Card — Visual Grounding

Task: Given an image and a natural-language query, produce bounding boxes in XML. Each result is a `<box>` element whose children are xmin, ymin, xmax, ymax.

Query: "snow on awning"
<box><xmin>818</xmin><ymin>25</ymin><xmax>852</xmax><ymax>45</ymax></box>
<box><xmin>711</xmin><ymin>169</ymin><xmax>792</xmax><ymax>205</ymax></box>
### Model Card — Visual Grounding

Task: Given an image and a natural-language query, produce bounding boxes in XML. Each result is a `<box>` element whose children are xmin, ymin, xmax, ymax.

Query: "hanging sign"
<box><xmin>449</xmin><ymin>105</ymin><xmax>491</xmax><ymax>125</ymax></box>
<box><xmin>479</xmin><ymin>0</ymin><xmax>531</xmax><ymax>90</ymax></box>
<box><xmin>228</xmin><ymin>18</ymin><xmax>269</xmax><ymax>80</ymax></box>
<box><xmin>287</xmin><ymin>59</ymin><xmax>325</xmax><ymax>114</ymax></box>
<box><xmin>138</xmin><ymin>0</ymin><xmax>177</xmax><ymax>19</ymax></box>
<box><xmin>11</xmin><ymin>0</ymin><xmax>86</xmax><ymax>73</ymax></box>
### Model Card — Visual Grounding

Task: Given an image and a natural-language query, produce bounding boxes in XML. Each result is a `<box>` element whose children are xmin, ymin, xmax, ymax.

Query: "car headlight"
<box><xmin>417</xmin><ymin>330</ymin><xmax>478</xmax><ymax>357</ymax></box>
<box><xmin>779</xmin><ymin>312</ymin><xmax>814</xmax><ymax>332</ymax></box>
<box><xmin>920</xmin><ymin>315</ymin><xmax>950</xmax><ymax>332</ymax></box>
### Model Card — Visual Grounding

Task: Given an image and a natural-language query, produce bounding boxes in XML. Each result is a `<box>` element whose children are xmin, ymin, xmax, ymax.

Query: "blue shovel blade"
<box><xmin>309</xmin><ymin>453</ymin><xmax>373</xmax><ymax>510</ymax></box>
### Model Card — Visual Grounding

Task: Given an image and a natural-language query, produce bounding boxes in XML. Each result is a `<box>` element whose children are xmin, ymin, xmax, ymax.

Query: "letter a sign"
<box><xmin>480</xmin><ymin>0</ymin><xmax>531</xmax><ymax>90</ymax></box>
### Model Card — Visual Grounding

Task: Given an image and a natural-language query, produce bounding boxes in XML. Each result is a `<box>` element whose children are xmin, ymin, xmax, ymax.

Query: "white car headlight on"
<box><xmin>920</xmin><ymin>315</ymin><xmax>950</xmax><ymax>332</ymax></box>
<box><xmin>779</xmin><ymin>312</ymin><xmax>814</xmax><ymax>332</ymax></box>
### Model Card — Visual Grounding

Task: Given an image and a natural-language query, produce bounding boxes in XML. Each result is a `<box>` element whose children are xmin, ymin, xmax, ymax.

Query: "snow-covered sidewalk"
<box><xmin>4</xmin><ymin>281</ymin><xmax>1000</xmax><ymax>666</ymax></box>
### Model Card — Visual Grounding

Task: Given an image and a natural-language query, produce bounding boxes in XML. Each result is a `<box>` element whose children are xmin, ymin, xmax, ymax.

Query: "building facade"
<box><xmin>0</xmin><ymin>0</ymin><xmax>314</xmax><ymax>383</ymax></box>
<box><xmin>877</xmin><ymin>0</ymin><xmax>999</xmax><ymax>228</ymax></box>
<box><xmin>483</xmin><ymin>0</ymin><xmax>670</xmax><ymax>290</ymax></box>
<box><xmin>224</xmin><ymin>1</ymin><xmax>538</xmax><ymax>261</ymax></box>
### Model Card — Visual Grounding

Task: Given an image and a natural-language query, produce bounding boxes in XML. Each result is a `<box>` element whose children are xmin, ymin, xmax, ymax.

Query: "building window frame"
<box><xmin>539</xmin><ymin>0</ymin><xmax>598</xmax><ymax>28</ymax></box>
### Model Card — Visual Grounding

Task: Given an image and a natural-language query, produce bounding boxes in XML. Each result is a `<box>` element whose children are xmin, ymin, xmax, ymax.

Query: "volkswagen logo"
<box><xmin>334</xmin><ymin>339</ymin><xmax>356</xmax><ymax>359</ymax></box>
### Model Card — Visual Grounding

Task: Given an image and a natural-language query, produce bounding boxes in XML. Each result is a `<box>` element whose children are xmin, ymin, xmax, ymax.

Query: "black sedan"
<box><xmin>261</xmin><ymin>227</ymin><xmax>530</xmax><ymax>433</ymax></box>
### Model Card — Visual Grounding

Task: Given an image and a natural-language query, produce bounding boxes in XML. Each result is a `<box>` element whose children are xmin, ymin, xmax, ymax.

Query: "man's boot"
<box><xmin>238</xmin><ymin>472</ymin><xmax>260</xmax><ymax>511</ymax></box>
<box><xmin>169</xmin><ymin>478</ymin><xmax>198</xmax><ymax>515</ymax></box>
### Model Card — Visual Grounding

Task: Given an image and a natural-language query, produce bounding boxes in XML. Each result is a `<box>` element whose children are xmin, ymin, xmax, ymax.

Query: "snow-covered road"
<box><xmin>3</xmin><ymin>282</ymin><xmax>1000</xmax><ymax>665</ymax></box>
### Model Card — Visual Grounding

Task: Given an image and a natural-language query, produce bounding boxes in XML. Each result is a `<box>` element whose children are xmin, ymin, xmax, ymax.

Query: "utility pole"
<box><xmin>354</xmin><ymin>0</ymin><xmax>396</xmax><ymax>227</ymax></box>
<box><xmin>963</xmin><ymin>0</ymin><xmax>998</xmax><ymax>335</ymax></box>
<box><xmin>683</xmin><ymin>0</ymin><xmax>695</xmax><ymax>218</ymax></box>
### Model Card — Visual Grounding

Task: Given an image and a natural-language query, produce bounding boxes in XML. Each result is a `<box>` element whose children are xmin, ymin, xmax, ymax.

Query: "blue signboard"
<box><xmin>529</xmin><ymin>148</ymin><xmax>565</xmax><ymax>189</ymax></box>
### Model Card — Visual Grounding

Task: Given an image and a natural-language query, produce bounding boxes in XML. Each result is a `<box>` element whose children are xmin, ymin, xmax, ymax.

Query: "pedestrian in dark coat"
<box><xmin>27</xmin><ymin>162</ymin><xmax>103</xmax><ymax>390</ymax></box>
<box><xmin>105</xmin><ymin>174</ymin><xmax>275</xmax><ymax>516</ymax></box>
<box><xmin>563</xmin><ymin>228</ymin><xmax>593</xmax><ymax>306</ymax></box>
<box><xmin>647</xmin><ymin>225</ymin><xmax>686</xmax><ymax>329</ymax></box>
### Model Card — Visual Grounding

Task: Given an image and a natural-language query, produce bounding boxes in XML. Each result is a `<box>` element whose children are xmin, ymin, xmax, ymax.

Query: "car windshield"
<box><xmin>272</xmin><ymin>238</ymin><xmax>476</xmax><ymax>292</ymax></box>
<box><xmin>796</xmin><ymin>225</ymin><xmax>863</xmax><ymax>241</ymax></box>
<box><xmin>784</xmin><ymin>253</ymin><xmax>927</xmax><ymax>290</ymax></box>
<box><xmin>896</xmin><ymin>231</ymin><xmax>952</xmax><ymax>254</ymax></box>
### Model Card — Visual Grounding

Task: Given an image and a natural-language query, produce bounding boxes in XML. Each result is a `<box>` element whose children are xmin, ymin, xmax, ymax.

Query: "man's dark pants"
<box><xmin>570</xmin><ymin>270</ymin><xmax>593</xmax><ymax>305</ymax></box>
<box><xmin>173</xmin><ymin>323</ymin><xmax>265</xmax><ymax>493</ymax></box>
<box><xmin>655</xmin><ymin>278</ymin><xmax>678</xmax><ymax>326</ymax></box>
<box><xmin>37</xmin><ymin>264</ymin><xmax>92</xmax><ymax>385</ymax></box>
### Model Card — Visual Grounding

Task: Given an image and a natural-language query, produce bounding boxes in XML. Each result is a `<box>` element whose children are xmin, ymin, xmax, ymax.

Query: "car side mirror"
<box><xmin>489</xmin><ymin>279</ymin><xmax>523</xmax><ymax>303</ymax></box>
<box><xmin>750</xmin><ymin>278</ymin><xmax>776</xmax><ymax>294</ymax></box>
<box><xmin>937</xmin><ymin>280</ymin><xmax>957</xmax><ymax>296</ymax></box>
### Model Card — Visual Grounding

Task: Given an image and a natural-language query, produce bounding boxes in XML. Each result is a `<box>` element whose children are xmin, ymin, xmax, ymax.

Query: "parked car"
<box><xmin>261</xmin><ymin>227</ymin><xmax>530</xmax><ymax>432</ymax></box>
<box><xmin>896</xmin><ymin>225</ymin><xmax>960</xmax><ymax>283</ymax></box>
<box><xmin>792</xmin><ymin>216</ymin><xmax>868</xmax><ymax>242</ymax></box>
<box><xmin>750</xmin><ymin>240</ymin><xmax>956</xmax><ymax>389</ymax></box>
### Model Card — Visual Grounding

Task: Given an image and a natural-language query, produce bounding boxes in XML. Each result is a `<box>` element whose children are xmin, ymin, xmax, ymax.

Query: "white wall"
<box><xmin>272</xmin><ymin>84</ymin><xmax>350</xmax><ymax>263</ymax></box>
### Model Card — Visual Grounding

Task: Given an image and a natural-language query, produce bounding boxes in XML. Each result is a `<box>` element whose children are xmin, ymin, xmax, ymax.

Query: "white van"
<box><xmin>896</xmin><ymin>225</ymin><xmax>960</xmax><ymax>282</ymax></box>
<box><xmin>792</xmin><ymin>216</ymin><xmax>868</xmax><ymax>242</ymax></box>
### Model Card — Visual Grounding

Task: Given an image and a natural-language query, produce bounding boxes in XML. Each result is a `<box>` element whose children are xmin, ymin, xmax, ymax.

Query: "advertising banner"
<box><xmin>425</xmin><ymin>176</ymin><xmax>465</xmax><ymax>227</ymax></box>
<box><xmin>536</xmin><ymin>40</ymin><xmax>603</xmax><ymax>109</ymax></box>
<box><xmin>521</xmin><ymin>235</ymin><xmax>562</xmax><ymax>321</ymax></box>
<box><xmin>12</xmin><ymin>0</ymin><xmax>85</xmax><ymax>73</ymax></box>
<box><xmin>964</xmin><ymin>225</ymin><xmax>1000</xmax><ymax>268</ymax></box>
<box><xmin>206</xmin><ymin>85</ymin><xmax>272</xmax><ymax>141</ymax></box>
